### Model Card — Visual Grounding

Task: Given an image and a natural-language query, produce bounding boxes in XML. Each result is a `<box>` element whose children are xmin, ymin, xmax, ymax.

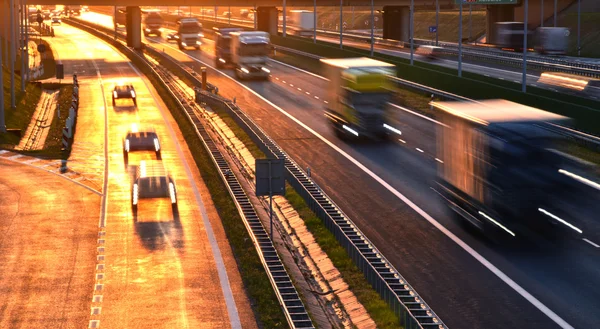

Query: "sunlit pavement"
<box><xmin>0</xmin><ymin>21</ymin><xmax>258</xmax><ymax>329</ymax></box>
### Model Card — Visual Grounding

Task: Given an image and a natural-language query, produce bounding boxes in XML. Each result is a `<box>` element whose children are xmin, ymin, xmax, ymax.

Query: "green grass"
<box><xmin>559</xmin><ymin>12</ymin><xmax>600</xmax><ymax>58</ymax></box>
<box><xmin>284</xmin><ymin>185</ymin><xmax>401</xmax><ymax>329</ymax></box>
<box><xmin>67</xmin><ymin>19</ymin><xmax>289</xmax><ymax>328</ymax></box>
<box><xmin>212</xmin><ymin>110</ymin><xmax>265</xmax><ymax>160</ymax></box>
<box><xmin>1</xmin><ymin>74</ymin><xmax>43</xmax><ymax>148</ymax></box>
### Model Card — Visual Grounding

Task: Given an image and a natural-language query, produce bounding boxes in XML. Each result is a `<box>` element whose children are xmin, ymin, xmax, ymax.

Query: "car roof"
<box><xmin>115</xmin><ymin>84</ymin><xmax>133</xmax><ymax>90</ymax></box>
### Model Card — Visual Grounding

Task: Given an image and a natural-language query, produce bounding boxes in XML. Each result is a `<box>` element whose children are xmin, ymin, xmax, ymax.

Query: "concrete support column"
<box><xmin>256</xmin><ymin>6</ymin><xmax>278</xmax><ymax>35</ymax></box>
<box><xmin>126</xmin><ymin>6</ymin><xmax>142</xmax><ymax>49</ymax></box>
<box><xmin>382</xmin><ymin>6</ymin><xmax>409</xmax><ymax>42</ymax></box>
<box><xmin>486</xmin><ymin>4</ymin><xmax>515</xmax><ymax>45</ymax></box>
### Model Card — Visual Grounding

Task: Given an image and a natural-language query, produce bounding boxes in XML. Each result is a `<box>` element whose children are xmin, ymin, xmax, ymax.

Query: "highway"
<box><xmin>76</xmin><ymin>10</ymin><xmax>600</xmax><ymax>329</ymax></box>
<box><xmin>0</xmin><ymin>20</ymin><xmax>258</xmax><ymax>328</ymax></box>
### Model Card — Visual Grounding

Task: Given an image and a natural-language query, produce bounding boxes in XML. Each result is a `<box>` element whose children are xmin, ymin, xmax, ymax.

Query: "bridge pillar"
<box><xmin>382</xmin><ymin>6</ymin><xmax>410</xmax><ymax>42</ymax></box>
<box><xmin>256</xmin><ymin>6</ymin><xmax>278</xmax><ymax>35</ymax></box>
<box><xmin>126</xmin><ymin>6</ymin><xmax>142</xmax><ymax>50</ymax></box>
<box><xmin>486</xmin><ymin>4</ymin><xmax>515</xmax><ymax>45</ymax></box>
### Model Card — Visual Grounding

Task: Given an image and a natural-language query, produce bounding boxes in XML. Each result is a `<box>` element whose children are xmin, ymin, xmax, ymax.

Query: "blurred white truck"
<box><xmin>230</xmin><ymin>31</ymin><xmax>271</xmax><ymax>80</ymax></box>
<box><xmin>288</xmin><ymin>10</ymin><xmax>314</xmax><ymax>38</ymax></box>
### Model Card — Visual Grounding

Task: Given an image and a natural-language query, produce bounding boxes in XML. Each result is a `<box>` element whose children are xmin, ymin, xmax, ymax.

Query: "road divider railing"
<box><xmin>66</xmin><ymin>17</ymin><xmax>316</xmax><ymax>329</ymax></box>
<box><xmin>62</xmin><ymin>74</ymin><xmax>79</xmax><ymax>150</ymax></box>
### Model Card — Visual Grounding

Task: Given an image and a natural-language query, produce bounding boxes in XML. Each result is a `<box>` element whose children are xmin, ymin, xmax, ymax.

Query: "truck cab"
<box><xmin>321</xmin><ymin>58</ymin><xmax>397</xmax><ymax>140</ymax></box>
<box><xmin>143</xmin><ymin>12</ymin><xmax>163</xmax><ymax>37</ymax></box>
<box><xmin>214</xmin><ymin>27</ymin><xmax>243</xmax><ymax>68</ymax></box>
<box><xmin>229</xmin><ymin>31</ymin><xmax>271</xmax><ymax>80</ymax></box>
<box><xmin>432</xmin><ymin>99</ymin><xmax>584</xmax><ymax>241</ymax></box>
<box><xmin>176</xmin><ymin>18</ymin><xmax>203</xmax><ymax>50</ymax></box>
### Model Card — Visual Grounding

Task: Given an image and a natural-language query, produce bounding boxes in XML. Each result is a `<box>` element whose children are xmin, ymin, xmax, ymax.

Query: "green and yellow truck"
<box><xmin>321</xmin><ymin>58</ymin><xmax>397</xmax><ymax>140</ymax></box>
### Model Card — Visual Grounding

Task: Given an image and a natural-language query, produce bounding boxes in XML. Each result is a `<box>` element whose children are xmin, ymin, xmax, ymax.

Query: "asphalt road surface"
<box><xmin>78</xmin><ymin>12</ymin><xmax>600</xmax><ymax>329</ymax></box>
<box><xmin>0</xmin><ymin>21</ymin><xmax>259</xmax><ymax>329</ymax></box>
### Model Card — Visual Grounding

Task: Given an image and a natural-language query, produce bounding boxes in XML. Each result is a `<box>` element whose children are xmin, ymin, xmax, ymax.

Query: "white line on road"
<box><xmin>435</xmin><ymin>158</ymin><xmax>444</xmax><ymax>164</ymax></box>
<box><xmin>416</xmin><ymin>148</ymin><xmax>424</xmax><ymax>153</ymax></box>
<box><xmin>398</xmin><ymin>139</ymin><xmax>406</xmax><ymax>143</ymax></box>
<box><xmin>389</xmin><ymin>103</ymin><xmax>447</xmax><ymax>127</ymax></box>
<box><xmin>156</xmin><ymin>41</ymin><xmax>576</xmax><ymax>329</ymax></box>
<box><xmin>23</xmin><ymin>157</ymin><xmax>41</xmax><ymax>164</ymax></box>
<box><xmin>8</xmin><ymin>154</ymin><xmax>24</xmax><ymax>160</ymax></box>
<box><xmin>0</xmin><ymin>150</ymin><xmax>8</xmax><ymax>154</ymax></box>
<box><xmin>583</xmin><ymin>238</ymin><xmax>600</xmax><ymax>248</ymax></box>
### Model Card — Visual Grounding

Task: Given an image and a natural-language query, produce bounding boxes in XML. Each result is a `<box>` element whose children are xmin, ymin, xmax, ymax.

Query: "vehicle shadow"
<box><xmin>134</xmin><ymin>216</ymin><xmax>184</xmax><ymax>251</ymax></box>
<box><xmin>113</xmin><ymin>104</ymin><xmax>137</xmax><ymax>112</ymax></box>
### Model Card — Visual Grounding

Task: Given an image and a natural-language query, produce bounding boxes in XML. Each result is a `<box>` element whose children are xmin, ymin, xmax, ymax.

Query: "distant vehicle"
<box><xmin>112</xmin><ymin>84</ymin><xmax>137</xmax><ymax>107</ymax></box>
<box><xmin>416</xmin><ymin>45</ymin><xmax>444</xmax><ymax>60</ymax></box>
<box><xmin>248</xmin><ymin>13</ymin><xmax>255</xmax><ymax>21</ymax></box>
<box><xmin>165</xmin><ymin>32</ymin><xmax>179</xmax><ymax>42</ymax></box>
<box><xmin>432</xmin><ymin>99</ymin><xmax>584</xmax><ymax>241</ymax></box>
<box><xmin>131</xmin><ymin>160</ymin><xmax>178</xmax><ymax>214</ymax></box>
<box><xmin>171</xmin><ymin>10</ymin><xmax>185</xmax><ymax>17</ymax></box>
<box><xmin>321</xmin><ymin>58</ymin><xmax>396</xmax><ymax>140</ymax></box>
<box><xmin>200</xmin><ymin>9</ymin><xmax>214</xmax><ymax>16</ymax></box>
<box><xmin>51</xmin><ymin>17</ymin><xmax>61</xmax><ymax>25</ymax></box>
<box><xmin>240</xmin><ymin>9</ymin><xmax>249</xmax><ymax>18</ymax></box>
<box><xmin>42</xmin><ymin>10</ymin><xmax>51</xmax><ymax>19</ymax></box>
<box><xmin>494</xmin><ymin>22</ymin><xmax>533</xmax><ymax>50</ymax></box>
<box><xmin>114</xmin><ymin>7</ymin><xmax>126</xmax><ymax>27</ymax></box>
<box><xmin>123</xmin><ymin>129</ymin><xmax>162</xmax><ymax>165</ymax></box>
<box><xmin>175</xmin><ymin>18</ymin><xmax>203</xmax><ymax>50</ymax></box>
<box><xmin>64</xmin><ymin>5</ymin><xmax>82</xmax><ymax>16</ymax></box>
<box><xmin>214</xmin><ymin>27</ymin><xmax>243</xmax><ymax>68</ymax></box>
<box><xmin>143</xmin><ymin>12</ymin><xmax>163</xmax><ymax>37</ymax></box>
<box><xmin>288</xmin><ymin>10</ymin><xmax>315</xmax><ymax>37</ymax></box>
<box><xmin>229</xmin><ymin>31</ymin><xmax>271</xmax><ymax>80</ymax></box>
<box><xmin>534</xmin><ymin>27</ymin><xmax>570</xmax><ymax>55</ymax></box>
<box><xmin>222</xmin><ymin>11</ymin><xmax>232</xmax><ymax>18</ymax></box>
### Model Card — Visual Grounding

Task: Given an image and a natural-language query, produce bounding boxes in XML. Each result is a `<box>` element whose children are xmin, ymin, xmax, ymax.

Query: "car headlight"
<box><xmin>113</xmin><ymin>91</ymin><xmax>118</xmax><ymax>98</ymax></box>
<box><xmin>130</xmin><ymin>90</ymin><xmax>136</xmax><ymax>98</ymax></box>
<box><xmin>181</xmin><ymin>42</ymin><xmax>187</xmax><ymax>47</ymax></box>
<box><xmin>174</xmin><ymin>35</ymin><xmax>180</xmax><ymax>39</ymax></box>
<box><xmin>132</xmin><ymin>183</ymin><xmax>139</xmax><ymax>205</ymax></box>
<box><xmin>159</xmin><ymin>28</ymin><xmax>164</xmax><ymax>32</ymax></box>
<box><xmin>196</xmin><ymin>41</ymin><xmax>201</xmax><ymax>45</ymax></box>
<box><xmin>261</xmin><ymin>67</ymin><xmax>270</xmax><ymax>73</ymax></box>
<box><xmin>145</xmin><ymin>28</ymin><xmax>150</xmax><ymax>32</ymax></box>
<box><xmin>218</xmin><ymin>58</ymin><xmax>226</xmax><ymax>63</ymax></box>
<box><xmin>169</xmin><ymin>182</ymin><xmax>176</xmax><ymax>204</ymax></box>
<box><xmin>125</xmin><ymin>139</ymin><xmax>130</xmax><ymax>152</ymax></box>
<box><xmin>241</xmin><ymin>67</ymin><xmax>249</xmax><ymax>74</ymax></box>
<box><xmin>153</xmin><ymin>138</ymin><xmax>160</xmax><ymax>151</ymax></box>
<box><xmin>198</xmin><ymin>33</ymin><xmax>203</xmax><ymax>37</ymax></box>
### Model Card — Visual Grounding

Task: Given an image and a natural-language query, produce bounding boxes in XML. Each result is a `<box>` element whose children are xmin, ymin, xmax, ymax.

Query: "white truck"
<box><xmin>288</xmin><ymin>10</ymin><xmax>314</xmax><ymax>38</ymax></box>
<box><xmin>230</xmin><ymin>31</ymin><xmax>271</xmax><ymax>80</ymax></box>
<box><xmin>176</xmin><ymin>18</ymin><xmax>203</xmax><ymax>50</ymax></box>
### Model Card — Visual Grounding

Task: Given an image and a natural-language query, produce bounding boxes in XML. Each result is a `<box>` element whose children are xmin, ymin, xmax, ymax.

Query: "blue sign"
<box><xmin>429</xmin><ymin>26</ymin><xmax>438</xmax><ymax>33</ymax></box>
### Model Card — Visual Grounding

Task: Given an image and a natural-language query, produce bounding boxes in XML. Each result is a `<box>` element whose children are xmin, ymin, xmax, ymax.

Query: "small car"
<box><xmin>123</xmin><ymin>129</ymin><xmax>162</xmax><ymax>165</ymax></box>
<box><xmin>112</xmin><ymin>84</ymin><xmax>137</xmax><ymax>107</ymax></box>
<box><xmin>51</xmin><ymin>17</ymin><xmax>61</xmax><ymax>25</ymax></box>
<box><xmin>131</xmin><ymin>160</ymin><xmax>178</xmax><ymax>214</ymax></box>
<box><xmin>166</xmin><ymin>32</ymin><xmax>179</xmax><ymax>42</ymax></box>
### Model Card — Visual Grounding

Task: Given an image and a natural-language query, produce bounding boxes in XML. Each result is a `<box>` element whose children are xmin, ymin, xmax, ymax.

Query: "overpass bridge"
<box><xmin>2</xmin><ymin>0</ymin><xmax>576</xmax><ymax>51</ymax></box>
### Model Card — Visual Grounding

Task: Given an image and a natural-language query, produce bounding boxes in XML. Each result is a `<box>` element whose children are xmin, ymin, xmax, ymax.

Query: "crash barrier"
<box><xmin>66</xmin><ymin>18</ymin><xmax>315</xmax><ymax>329</ymax></box>
<box><xmin>38</xmin><ymin>23</ymin><xmax>55</xmax><ymax>37</ymax></box>
<box><xmin>62</xmin><ymin>74</ymin><xmax>79</xmax><ymax>150</ymax></box>
<box><xmin>195</xmin><ymin>88</ymin><xmax>447</xmax><ymax>329</ymax></box>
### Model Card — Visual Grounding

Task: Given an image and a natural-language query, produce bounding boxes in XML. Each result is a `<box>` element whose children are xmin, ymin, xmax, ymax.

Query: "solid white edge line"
<box><xmin>124</xmin><ymin>58</ymin><xmax>242</xmax><ymax>329</ymax></box>
<box><xmin>154</xmin><ymin>40</ymin><xmax>576</xmax><ymax>329</ymax></box>
<box><xmin>582</xmin><ymin>238</ymin><xmax>600</xmax><ymax>248</ymax></box>
<box><xmin>388</xmin><ymin>102</ymin><xmax>448</xmax><ymax>127</ymax></box>
<box><xmin>538</xmin><ymin>208</ymin><xmax>583</xmax><ymax>234</ymax></box>
<box><xmin>559</xmin><ymin>169</ymin><xmax>600</xmax><ymax>191</ymax></box>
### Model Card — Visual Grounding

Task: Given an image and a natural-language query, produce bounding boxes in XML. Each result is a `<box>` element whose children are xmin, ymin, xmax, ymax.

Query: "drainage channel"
<box><xmin>140</xmin><ymin>53</ymin><xmax>315</xmax><ymax>329</ymax></box>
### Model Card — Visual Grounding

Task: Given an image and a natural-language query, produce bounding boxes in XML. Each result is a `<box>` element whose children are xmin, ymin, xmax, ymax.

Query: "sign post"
<box><xmin>255</xmin><ymin>159</ymin><xmax>286</xmax><ymax>239</ymax></box>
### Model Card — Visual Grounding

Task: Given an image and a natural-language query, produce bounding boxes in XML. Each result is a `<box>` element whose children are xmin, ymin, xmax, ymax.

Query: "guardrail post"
<box><xmin>201</xmin><ymin>67</ymin><xmax>207</xmax><ymax>91</ymax></box>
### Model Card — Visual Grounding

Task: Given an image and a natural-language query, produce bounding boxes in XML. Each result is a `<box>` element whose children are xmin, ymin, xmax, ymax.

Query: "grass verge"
<box><xmin>0</xmin><ymin>78</ymin><xmax>43</xmax><ymax>148</ymax></box>
<box><xmin>68</xmin><ymin>20</ymin><xmax>290</xmax><ymax>327</ymax></box>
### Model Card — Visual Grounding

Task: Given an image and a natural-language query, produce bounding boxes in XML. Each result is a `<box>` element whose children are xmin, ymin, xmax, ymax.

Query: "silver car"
<box><xmin>123</xmin><ymin>129</ymin><xmax>162</xmax><ymax>165</ymax></box>
<box><xmin>131</xmin><ymin>160</ymin><xmax>178</xmax><ymax>214</ymax></box>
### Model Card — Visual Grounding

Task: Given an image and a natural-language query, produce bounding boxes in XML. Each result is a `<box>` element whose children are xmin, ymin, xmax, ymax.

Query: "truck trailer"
<box><xmin>288</xmin><ymin>10</ymin><xmax>315</xmax><ymax>38</ymax></box>
<box><xmin>534</xmin><ymin>27</ymin><xmax>570</xmax><ymax>55</ymax></box>
<box><xmin>229</xmin><ymin>31</ymin><xmax>271</xmax><ymax>80</ymax></box>
<box><xmin>321</xmin><ymin>58</ymin><xmax>396</xmax><ymax>140</ymax></box>
<box><xmin>432</xmin><ymin>99</ymin><xmax>585</xmax><ymax>241</ymax></box>
<box><xmin>214</xmin><ymin>27</ymin><xmax>243</xmax><ymax>68</ymax></box>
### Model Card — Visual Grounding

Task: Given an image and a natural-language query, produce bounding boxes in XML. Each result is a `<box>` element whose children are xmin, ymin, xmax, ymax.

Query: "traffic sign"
<box><xmin>429</xmin><ymin>26</ymin><xmax>438</xmax><ymax>33</ymax></box>
<box><xmin>455</xmin><ymin>0</ymin><xmax>517</xmax><ymax>4</ymax></box>
<box><xmin>37</xmin><ymin>43</ymin><xmax>46</xmax><ymax>53</ymax></box>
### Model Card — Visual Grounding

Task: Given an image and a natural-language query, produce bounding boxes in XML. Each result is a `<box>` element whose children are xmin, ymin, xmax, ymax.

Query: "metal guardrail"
<box><xmin>67</xmin><ymin>18</ymin><xmax>315</xmax><ymax>329</ymax></box>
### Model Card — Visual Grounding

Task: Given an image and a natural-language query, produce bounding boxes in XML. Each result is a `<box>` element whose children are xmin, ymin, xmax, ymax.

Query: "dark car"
<box><xmin>131</xmin><ymin>160</ymin><xmax>178</xmax><ymax>214</ymax></box>
<box><xmin>166</xmin><ymin>32</ymin><xmax>179</xmax><ymax>42</ymax></box>
<box><xmin>112</xmin><ymin>84</ymin><xmax>137</xmax><ymax>107</ymax></box>
<box><xmin>51</xmin><ymin>17</ymin><xmax>61</xmax><ymax>25</ymax></box>
<box><xmin>123</xmin><ymin>129</ymin><xmax>162</xmax><ymax>165</ymax></box>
